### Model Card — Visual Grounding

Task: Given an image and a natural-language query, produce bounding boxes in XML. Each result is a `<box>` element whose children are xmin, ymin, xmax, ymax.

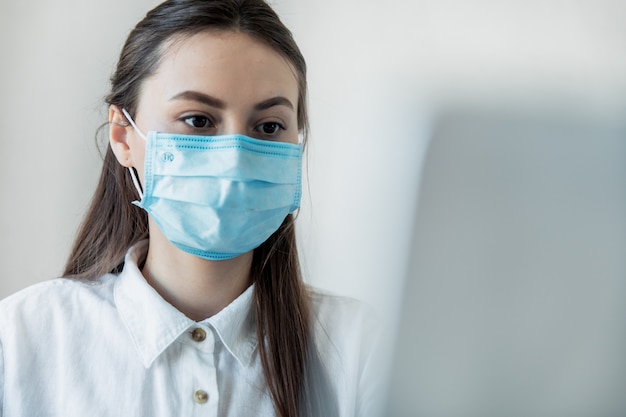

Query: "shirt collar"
<box><xmin>114</xmin><ymin>240</ymin><xmax>257</xmax><ymax>368</ymax></box>
<box><xmin>204</xmin><ymin>283</ymin><xmax>257</xmax><ymax>367</ymax></box>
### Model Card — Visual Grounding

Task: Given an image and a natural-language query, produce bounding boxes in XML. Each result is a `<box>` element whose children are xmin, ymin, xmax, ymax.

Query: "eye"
<box><xmin>255</xmin><ymin>122</ymin><xmax>284</xmax><ymax>136</ymax></box>
<box><xmin>183</xmin><ymin>115</ymin><xmax>214</xmax><ymax>129</ymax></box>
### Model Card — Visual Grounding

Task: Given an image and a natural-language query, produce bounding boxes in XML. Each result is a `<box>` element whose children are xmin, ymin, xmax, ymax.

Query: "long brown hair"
<box><xmin>63</xmin><ymin>1</ymin><xmax>336</xmax><ymax>415</ymax></box>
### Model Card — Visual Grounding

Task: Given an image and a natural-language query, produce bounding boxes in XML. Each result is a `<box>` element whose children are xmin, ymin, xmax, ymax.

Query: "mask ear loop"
<box><xmin>121</xmin><ymin>108</ymin><xmax>147</xmax><ymax>201</ymax></box>
<box><xmin>128</xmin><ymin>168</ymin><xmax>144</xmax><ymax>200</ymax></box>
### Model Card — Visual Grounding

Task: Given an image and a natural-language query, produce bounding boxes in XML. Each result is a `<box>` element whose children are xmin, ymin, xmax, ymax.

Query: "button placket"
<box><xmin>185</xmin><ymin>325</ymin><xmax>217</xmax><ymax>409</ymax></box>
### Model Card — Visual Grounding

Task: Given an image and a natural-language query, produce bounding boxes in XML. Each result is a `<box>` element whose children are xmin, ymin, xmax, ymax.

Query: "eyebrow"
<box><xmin>254</xmin><ymin>96</ymin><xmax>294</xmax><ymax>111</ymax></box>
<box><xmin>169</xmin><ymin>90</ymin><xmax>294</xmax><ymax>111</ymax></box>
<box><xmin>169</xmin><ymin>90</ymin><xmax>226</xmax><ymax>109</ymax></box>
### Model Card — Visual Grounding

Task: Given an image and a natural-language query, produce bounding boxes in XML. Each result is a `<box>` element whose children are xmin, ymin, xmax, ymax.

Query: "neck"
<box><xmin>142</xmin><ymin>219</ymin><xmax>253</xmax><ymax>321</ymax></box>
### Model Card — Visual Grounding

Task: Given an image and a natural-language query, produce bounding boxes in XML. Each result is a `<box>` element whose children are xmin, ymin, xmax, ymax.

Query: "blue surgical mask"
<box><xmin>121</xmin><ymin>109</ymin><xmax>302</xmax><ymax>261</ymax></box>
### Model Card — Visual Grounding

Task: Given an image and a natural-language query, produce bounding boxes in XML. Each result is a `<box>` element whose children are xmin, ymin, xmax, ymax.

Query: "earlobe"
<box><xmin>109</xmin><ymin>105</ymin><xmax>133</xmax><ymax>167</ymax></box>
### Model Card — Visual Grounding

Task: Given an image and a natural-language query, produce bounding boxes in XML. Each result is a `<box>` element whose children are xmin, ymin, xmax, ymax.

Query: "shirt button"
<box><xmin>191</xmin><ymin>328</ymin><xmax>206</xmax><ymax>342</ymax></box>
<box><xmin>194</xmin><ymin>390</ymin><xmax>209</xmax><ymax>404</ymax></box>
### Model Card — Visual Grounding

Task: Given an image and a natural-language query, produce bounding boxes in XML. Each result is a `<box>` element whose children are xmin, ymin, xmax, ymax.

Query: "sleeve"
<box><xmin>355</xmin><ymin>306</ymin><xmax>387</xmax><ymax>417</ymax></box>
<box><xmin>0</xmin><ymin>319</ymin><xmax>5</xmax><ymax>416</ymax></box>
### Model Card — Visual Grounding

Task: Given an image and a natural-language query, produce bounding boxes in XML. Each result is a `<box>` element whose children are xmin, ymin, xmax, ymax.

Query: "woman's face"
<box><xmin>114</xmin><ymin>30</ymin><xmax>300</xmax><ymax>180</ymax></box>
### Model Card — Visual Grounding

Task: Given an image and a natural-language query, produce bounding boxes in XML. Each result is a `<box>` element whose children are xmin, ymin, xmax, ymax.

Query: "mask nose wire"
<box><xmin>121</xmin><ymin>108</ymin><xmax>146</xmax><ymax>200</ymax></box>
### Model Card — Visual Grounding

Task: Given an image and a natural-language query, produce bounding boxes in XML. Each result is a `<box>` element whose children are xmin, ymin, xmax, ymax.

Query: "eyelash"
<box><xmin>254</xmin><ymin>122</ymin><xmax>285</xmax><ymax>136</ymax></box>
<box><xmin>183</xmin><ymin>115</ymin><xmax>214</xmax><ymax>129</ymax></box>
<box><xmin>180</xmin><ymin>115</ymin><xmax>286</xmax><ymax>138</ymax></box>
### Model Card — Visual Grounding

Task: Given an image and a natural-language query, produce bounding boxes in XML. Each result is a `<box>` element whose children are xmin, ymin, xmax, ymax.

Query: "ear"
<box><xmin>109</xmin><ymin>105</ymin><xmax>134</xmax><ymax>167</ymax></box>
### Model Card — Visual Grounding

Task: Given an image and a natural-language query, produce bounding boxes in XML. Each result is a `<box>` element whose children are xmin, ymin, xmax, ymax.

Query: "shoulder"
<box><xmin>308</xmin><ymin>287</ymin><xmax>377</xmax><ymax>330</ymax></box>
<box><xmin>0</xmin><ymin>275</ymin><xmax>118</xmax><ymax>327</ymax></box>
<box><xmin>307</xmin><ymin>286</ymin><xmax>380</xmax><ymax>356</ymax></box>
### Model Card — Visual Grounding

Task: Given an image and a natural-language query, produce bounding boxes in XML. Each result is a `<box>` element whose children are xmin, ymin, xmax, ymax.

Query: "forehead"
<box><xmin>140</xmin><ymin>30</ymin><xmax>299</xmax><ymax>105</ymax></box>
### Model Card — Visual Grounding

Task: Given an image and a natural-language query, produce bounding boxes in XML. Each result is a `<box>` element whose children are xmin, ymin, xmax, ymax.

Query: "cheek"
<box><xmin>128</xmin><ymin>134</ymin><xmax>147</xmax><ymax>181</ymax></box>
<box><xmin>288</xmin><ymin>115</ymin><xmax>301</xmax><ymax>144</ymax></box>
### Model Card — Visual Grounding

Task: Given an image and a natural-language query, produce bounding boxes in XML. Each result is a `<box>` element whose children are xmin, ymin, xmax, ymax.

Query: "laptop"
<box><xmin>384</xmin><ymin>107</ymin><xmax>626</xmax><ymax>417</ymax></box>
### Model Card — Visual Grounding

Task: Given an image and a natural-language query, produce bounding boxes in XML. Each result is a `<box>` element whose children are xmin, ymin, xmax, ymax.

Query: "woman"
<box><xmin>0</xmin><ymin>0</ymin><xmax>379</xmax><ymax>416</ymax></box>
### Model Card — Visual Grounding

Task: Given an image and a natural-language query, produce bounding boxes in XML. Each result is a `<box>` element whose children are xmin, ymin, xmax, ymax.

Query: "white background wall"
<box><xmin>1</xmin><ymin>1</ymin><xmax>626</xmax><ymax>413</ymax></box>
<box><xmin>3</xmin><ymin>0</ymin><xmax>624</xmax><ymax>299</ymax></box>
<box><xmin>0</xmin><ymin>0</ymin><xmax>159</xmax><ymax>296</ymax></box>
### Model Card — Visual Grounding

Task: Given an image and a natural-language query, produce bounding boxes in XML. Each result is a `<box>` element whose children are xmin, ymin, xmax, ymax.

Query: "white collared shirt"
<box><xmin>0</xmin><ymin>241</ymin><xmax>381</xmax><ymax>417</ymax></box>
